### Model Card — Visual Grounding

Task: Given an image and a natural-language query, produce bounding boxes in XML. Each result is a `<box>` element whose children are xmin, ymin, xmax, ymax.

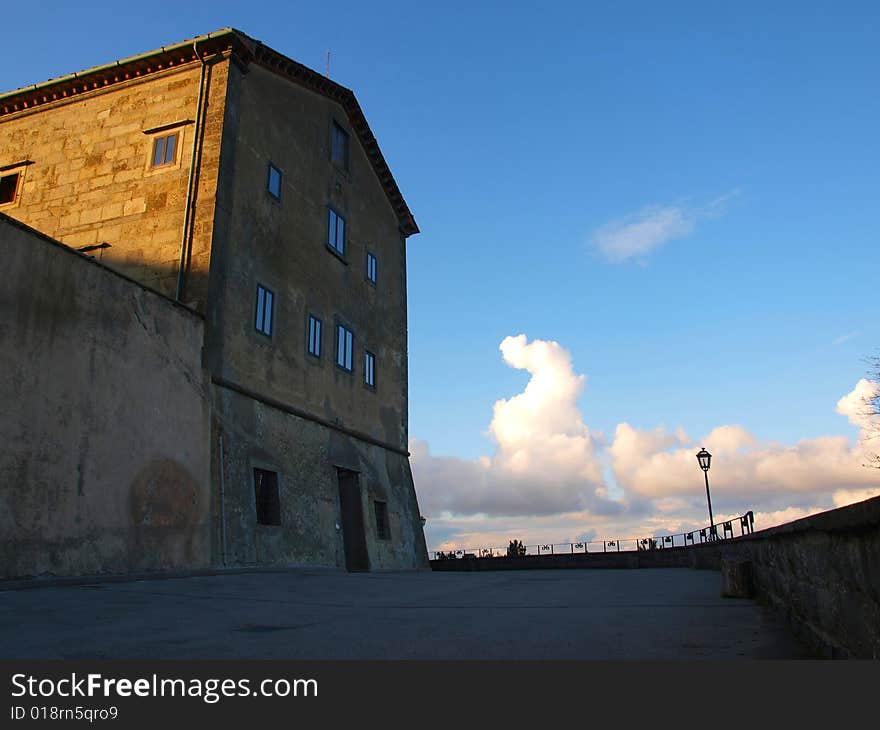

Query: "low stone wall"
<box><xmin>719</xmin><ymin>496</ymin><xmax>880</xmax><ymax>659</ymax></box>
<box><xmin>430</xmin><ymin>496</ymin><xmax>880</xmax><ymax>658</ymax></box>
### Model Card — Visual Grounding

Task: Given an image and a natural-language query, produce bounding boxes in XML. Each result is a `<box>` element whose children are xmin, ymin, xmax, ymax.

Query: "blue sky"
<box><xmin>5</xmin><ymin>1</ymin><xmax>879</xmax><ymax>547</ymax></box>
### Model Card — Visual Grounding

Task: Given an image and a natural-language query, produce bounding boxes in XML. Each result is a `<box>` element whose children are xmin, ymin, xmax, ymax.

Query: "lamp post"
<box><xmin>696</xmin><ymin>447</ymin><xmax>715</xmax><ymax>538</ymax></box>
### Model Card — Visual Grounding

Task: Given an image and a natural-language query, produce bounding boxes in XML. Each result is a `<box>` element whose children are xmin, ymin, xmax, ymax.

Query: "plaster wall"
<box><xmin>0</xmin><ymin>215</ymin><xmax>211</xmax><ymax>578</ymax></box>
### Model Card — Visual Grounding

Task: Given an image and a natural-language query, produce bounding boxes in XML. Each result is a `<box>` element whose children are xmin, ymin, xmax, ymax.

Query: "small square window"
<box><xmin>254</xmin><ymin>468</ymin><xmax>281</xmax><ymax>526</ymax></box>
<box><xmin>366</xmin><ymin>252</ymin><xmax>377</xmax><ymax>285</ymax></box>
<box><xmin>267</xmin><ymin>163</ymin><xmax>282</xmax><ymax>200</ymax></box>
<box><xmin>374</xmin><ymin>500</ymin><xmax>390</xmax><ymax>540</ymax></box>
<box><xmin>308</xmin><ymin>315</ymin><xmax>322</xmax><ymax>358</ymax></box>
<box><xmin>336</xmin><ymin>323</ymin><xmax>354</xmax><ymax>372</ymax></box>
<box><xmin>331</xmin><ymin>121</ymin><xmax>349</xmax><ymax>169</ymax></box>
<box><xmin>328</xmin><ymin>208</ymin><xmax>346</xmax><ymax>256</ymax></box>
<box><xmin>151</xmin><ymin>133</ymin><xmax>178</xmax><ymax>168</ymax></box>
<box><xmin>0</xmin><ymin>172</ymin><xmax>20</xmax><ymax>205</ymax></box>
<box><xmin>255</xmin><ymin>284</ymin><xmax>274</xmax><ymax>337</ymax></box>
<box><xmin>365</xmin><ymin>350</ymin><xmax>376</xmax><ymax>389</ymax></box>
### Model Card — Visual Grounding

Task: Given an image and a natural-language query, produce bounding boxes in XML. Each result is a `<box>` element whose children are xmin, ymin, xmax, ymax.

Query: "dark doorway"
<box><xmin>337</xmin><ymin>469</ymin><xmax>369</xmax><ymax>571</ymax></box>
<box><xmin>253</xmin><ymin>468</ymin><xmax>281</xmax><ymax>526</ymax></box>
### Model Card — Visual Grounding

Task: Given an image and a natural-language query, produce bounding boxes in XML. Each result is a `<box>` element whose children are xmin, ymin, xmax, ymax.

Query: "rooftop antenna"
<box><xmin>325</xmin><ymin>50</ymin><xmax>330</xmax><ymax>77</ymax></box>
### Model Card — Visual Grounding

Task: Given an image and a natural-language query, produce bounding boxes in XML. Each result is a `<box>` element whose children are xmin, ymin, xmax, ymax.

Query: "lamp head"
<box><xmin>696</xmin><ymin>447</ymin><xmax>712</xmax><ymax>472</ymax></box>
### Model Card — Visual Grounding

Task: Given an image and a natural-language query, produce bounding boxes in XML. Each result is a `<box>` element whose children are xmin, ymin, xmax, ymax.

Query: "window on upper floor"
<box><xmin>267</xmin><ymin>163</ymin><xmax>282</xmax><ymax>200</ymax></box>
<box><xmin>308</xmin><ymin>315</ymin><xmax>322</xmax><ymax>358</ymax></box>
<box><xmin>253</xmin><ymin>468</ymin><xmax>281</xmax><ymax>526</ymax></box>
<box><xmin>336</xmin><ymin>323</ymin><xmax>353</xmax><ymax>372</ymax></box>
<box><xmin>255</xmin><ymin>284</ymin><xmax>274</xmax><ymax>337</ymax></box>
<box><xmin>374</xmin><ymin>500</ymin><xmax>390</xmax><ymax>540</ymax></box>
<box><xmin>328</xmin><ymin>208</ymin><xmax>346</xmax><ymax>256</ymax></box>
<box><xmin>331</xmin><ymin>121</ymin><xmax>349</xmax><ymax>170</ymax></box>
<box><xmin>365</xmin><ymin>350</ymin><xmax>376</xmax><ymax>389</ymax></box>
<box><xmin>151</xmin><ymin>132</ymin><xmax>178</xmax><ymax>168</ymax></box>
<box><xmin>366</xmin><ymin>251</ymin><xmax>377</xmax><ymax>285</ymax></box>
<box><xmin>0</xmin><ymin>172</ymin><xmax>19</xmax><ymax>206</ymax></box>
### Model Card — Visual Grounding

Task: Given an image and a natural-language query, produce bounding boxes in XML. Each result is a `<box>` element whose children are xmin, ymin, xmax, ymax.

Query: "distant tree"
<box><xmin>860</xmin><ymin>356</ymin><xmax>880</xmax><ymax>467</ymax></box>
<box><xmin>507</xmin><ymin>539</ymin><xmax>527</xmax><ymax>557</ymax></box>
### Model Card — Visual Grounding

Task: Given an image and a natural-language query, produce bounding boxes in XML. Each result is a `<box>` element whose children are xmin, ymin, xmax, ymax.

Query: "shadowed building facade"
<box><xmin>0</xmin><ymin>29</ymin><xmax>428</xmax><ymax>577</ymax></box>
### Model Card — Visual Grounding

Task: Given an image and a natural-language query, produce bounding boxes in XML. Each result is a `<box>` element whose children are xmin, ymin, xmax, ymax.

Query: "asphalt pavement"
<box><xmin>0</xmin><ymin>567</ymin><xmax>808</xmax><ymax>659</ymax></box>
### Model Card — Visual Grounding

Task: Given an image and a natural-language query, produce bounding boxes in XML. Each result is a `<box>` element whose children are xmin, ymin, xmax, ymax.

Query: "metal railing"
<box><xmin>430</xmin><ymin>511</ymin><xmax>755</xmax><ymax>561</ymax></box>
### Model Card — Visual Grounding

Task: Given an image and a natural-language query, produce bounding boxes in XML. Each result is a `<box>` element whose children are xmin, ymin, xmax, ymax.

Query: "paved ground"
<box><xmin>0</xmin><ymin>568</ymin><xmax>808</xmax><ymax>659</ymax></box>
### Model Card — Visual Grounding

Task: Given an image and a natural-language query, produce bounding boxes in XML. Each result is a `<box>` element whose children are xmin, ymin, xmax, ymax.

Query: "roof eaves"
<box><xmin>0</xmin><ymin>29</ymin><xmax>237</xmax><ymax>105</ymax></box>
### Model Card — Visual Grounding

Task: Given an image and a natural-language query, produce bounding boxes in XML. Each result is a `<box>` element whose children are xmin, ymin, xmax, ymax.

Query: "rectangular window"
<box><xmin>331</xmin><ymin>121</ymin><xmax>349</xmax><ymax>169</ymax></box>
<box><xmin>254</xmin><ymin>468</ymin><xmax>281</xmax><ymax>526</ymax></box>
<box><xmin>366</xmin><ymin>252</ymin><xmax>377</xmax><ymax>285</ymax></box>
<box><xmin>336</xmin><ymin>323</ymin><xmax>353</xmax><ymax>372</ymax></box>
<box><xmin>374</xmin><ymin>500</ymin><xmax>390</xmax><ymax>540</ymax></box>
<box><xmin>267</xmin><ymin>163</ymin><xmax>282</xmax><ymax>200</ymax></box>
<box><xmin>0</xmin><ymin>172</ymin><xmax>20</xmax><ymax>205</ymax></box>
<box><xmin>328</xmin><ymin>208</ymin><xmax>346</xmax><ymax>256</ymax></box>
<box><xmin>365</xmin><ymin>350</ymin><xmax>376</xmax><ymax>389</ymax></box>
<box><xmin>151</xmin><ymin>132</ymin><xmax>178</xmax><ymax>168</ymax></box>
<box><xmin>308</xmin><ymin>315</ymin><xmax>322</xmax><ymax>358</ymax></box>
<box><xmin>255</xmin><ymin>284</ymin><xmax>274</xmax><ymax>336</ymax></box>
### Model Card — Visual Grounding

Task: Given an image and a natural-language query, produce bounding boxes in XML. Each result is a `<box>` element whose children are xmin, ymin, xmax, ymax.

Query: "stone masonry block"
<box><xmin>123</xmin><ymin>198</ymin><xmax>147</xmax><ymax>216</ymax></box>
<box><xmin>721</xmin><ymin>558</ymin><xmax>754</xmax><ymax>598</ymax></box>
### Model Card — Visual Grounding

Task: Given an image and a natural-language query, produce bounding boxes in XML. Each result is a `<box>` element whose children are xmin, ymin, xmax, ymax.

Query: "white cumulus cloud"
<box><xmin>413</xmin><ymin>335</ymin><xmax>880</xmax><ymax>551</ymax></box>
<box><xmin>411</xmin><ymin>334</ymin><xmax>610</xmax><ymax>518</ymax></box>
<box><xmin>836</xmin><ymin>377</ymin><xmax>879</xmax><ymax>432</ymax></box>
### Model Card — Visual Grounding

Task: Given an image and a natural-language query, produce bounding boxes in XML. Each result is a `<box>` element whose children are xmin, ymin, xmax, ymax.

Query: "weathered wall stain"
<box><xmin>129</xmin><ymin>459</ymin><xmax>202</xmax><ymax>528</ymax></box>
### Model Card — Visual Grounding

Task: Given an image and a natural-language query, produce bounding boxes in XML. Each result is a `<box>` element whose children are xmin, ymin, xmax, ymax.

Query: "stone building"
<box><xmin>0</xmin><ymin>29</ymin><xmax>428</xmax><ymax>578</ymax></box>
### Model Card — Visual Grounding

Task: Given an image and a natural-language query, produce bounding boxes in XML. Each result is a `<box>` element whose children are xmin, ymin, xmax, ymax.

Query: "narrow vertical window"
<box><xmin>253</xmin><ymin>468</ymin><xmax>281</xmax><ymax>526</ymax></box>
<box><xmin>331</xmin><ymin>121</ymin><xmax>349</xmax><ymax>169</ymax></box>
<box><xmin>374</xmin><ymin>500</ymin><xmax>390</xmax><ymax>540</ymax></box>
<box><xmin>255</xmin><ymin>284</ymin><xmax>274</xmax><ymax>336</ymax></box>
<box><xmin>308</xmin><ymin>315</ymin><xmax>322</xmax><ymax>358</ymax></box>
<box><xmin>151</xmin><ymin>132</ymin><xmax>178</xmax><ymax>168</ymax></box>
<box><xmin>328</xmin><ymin>208</ymin><xmax>346</xmax><ymax>255</ymax></box>
<box><xmin>366</xmin><ymin>252</ymin><xmax>377</xmax><ymax>285</ymax></box>
<box><xmin>267</xmin><ymin>163</ymin><xmax>282</xmax><ymax>200</ymax></box>
<box><xmin>336</xmin><ymin>324</ymin><xmax>353</xmax><ymax>371</ymax></box>
<box><xmin>365</xmin><ymin>350</ymin><xmax>376</xmax><ymax>389</ymax></box>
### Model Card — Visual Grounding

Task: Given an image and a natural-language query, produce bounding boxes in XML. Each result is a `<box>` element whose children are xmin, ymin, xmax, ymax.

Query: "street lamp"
<box><xmin>696</xmin><ymin>447</ymin><xmax>715</xmax><ymax>538</ymax></box>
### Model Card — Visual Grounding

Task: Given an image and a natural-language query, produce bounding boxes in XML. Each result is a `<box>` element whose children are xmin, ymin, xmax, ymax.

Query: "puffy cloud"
<box><xmin>413</xmin><ymin>335</ymin><xmax>880</xmax><ymax>551</ymax></box>
<box><xmin>608</xmin><ymin>379</ymin><xmax>880</xmax><ymax>509</ymax></box>
<box><xmin>832</xmin><ymin>488</ymin><xmax>880</xmax><ymax>508</ymax></box>
<box><xmin>836</xmin><ymin>378</ymin><xmax>879</xmax><ymax>432</ymax></box>
<box><xmin>489</xmin><ymin>335</ymin><xmax>602</xmax><ymax>483</ymax></box>
<box><xmin>411</xmin><ymin>334</ymin><xmax>609</xmax><ymax>518</ymax></box>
